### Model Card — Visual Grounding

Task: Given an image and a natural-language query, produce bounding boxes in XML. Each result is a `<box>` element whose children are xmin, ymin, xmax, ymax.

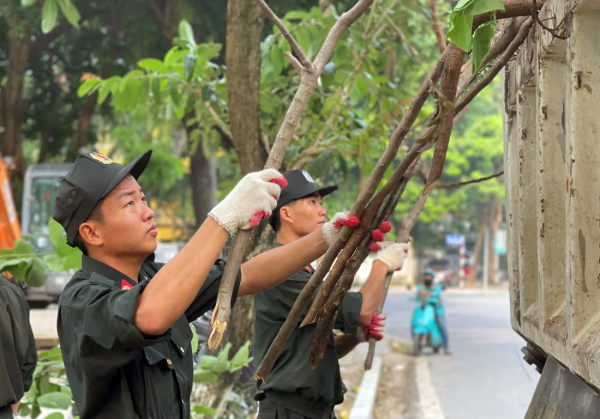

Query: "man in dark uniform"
<box><xmin>253</xmin><ymin>170</ymin><xmax>408</xmax><ymax>419</ymax></box>
<box><xmin>54</xmin><ymin>151</ymin><xmax>354</xmax><ymax>419</ymax></box>
<box><xmin>0</xmin><ymin>276</ymin><xmax>37</xmax><ymax>419</ymax></box>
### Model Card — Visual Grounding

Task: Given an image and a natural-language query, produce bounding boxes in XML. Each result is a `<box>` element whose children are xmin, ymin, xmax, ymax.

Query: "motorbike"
<box><xmin>411</xmin><ymin>292</ymin><xmax>443</xmax><ymax>356</ymax></box>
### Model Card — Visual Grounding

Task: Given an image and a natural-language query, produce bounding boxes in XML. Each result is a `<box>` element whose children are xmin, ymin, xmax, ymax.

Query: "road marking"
<box><xmin>416</xmin><ymin>357</ymin><xmax>445</xmax><ymax>419</ymax></box>
<box><xmin>350</xmin><ymin>355</ymin><xmax>383</xmax><ymax>419</ymax></box>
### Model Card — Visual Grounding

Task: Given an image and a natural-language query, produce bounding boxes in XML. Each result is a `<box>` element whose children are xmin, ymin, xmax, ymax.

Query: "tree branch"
<box><xmin>209</xmin><ymin>0</ymin><xmax>374</xmax><ymax>350</ymax></box>
<box><xmin>284</xmin><ymin>51</ymin><xmax>304</xmax><ymax>73</ymax></box>
<box><xmin>473</xmin><ymin>0</ymin><xmax>543</xmax><ymax>30</ymax></box>
<box><xmin>257</xmin><ymin>0</ymin><xmax>312</xmax><ymax>69</ymax></box>
<box><xmin>430</xmin><ymin>0</ymin><xmax>446</xmax><ymax>54</ymax></box>
<box><xmin>31</xmin><ymin>8</ymin><xmax>108</xmax><ymax>56</ymax></box>
<box><xmin>436</xmin><ymin>170</ymin><xmax>504</xmax><ymax>189</ymax></box>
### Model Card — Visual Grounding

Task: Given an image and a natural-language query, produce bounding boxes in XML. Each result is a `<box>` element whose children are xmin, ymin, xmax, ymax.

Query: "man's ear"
<box><xmin>279</xmin><ymin>206</ymin><xmax>294</xmax><ymax>226</ymax></box>
<box><xmin>79</xmin><ymin>221</ymin><xmax>103</xmax><ymax>248</ymax></box>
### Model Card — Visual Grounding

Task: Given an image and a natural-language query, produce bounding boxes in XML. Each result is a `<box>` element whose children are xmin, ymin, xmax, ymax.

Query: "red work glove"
<box><xmin>362</xmin><ymin>313</ymin><xmax>386</xmax><ymax>341</ymax></box>
<box><xmin>322</xmin><ymin>212</ymin><xmax>360</xmax><ymax>246</ymax></box>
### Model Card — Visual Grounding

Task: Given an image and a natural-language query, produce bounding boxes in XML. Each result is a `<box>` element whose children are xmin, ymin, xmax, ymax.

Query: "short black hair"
<box><xmin>270</xmin><ymin>193</ymin><xmax>320</xmax><ymax>233</ymax></box>
<box><xmin>73</xmin><ymin>198</ymin><xmax>106</xmax><ymax>255</ymax></box>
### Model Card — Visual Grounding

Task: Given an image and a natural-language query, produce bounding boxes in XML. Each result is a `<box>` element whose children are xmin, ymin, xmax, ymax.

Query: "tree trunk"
<box><xmin>193</xmin><ymin>0</ymin><xmax>268</xmax><ymax>412</ymax></box>
<box><xmin>0</xmin><ymin>25</ymin><xmax>31</xmax><ymax>181</ymax></box>
<box><xmin>190</xmin><ymin>141</ymin><xmax>218</xmax><ymax>227</ymax></box>
<box><xmin>468</xmin><ymin>221</ymin><xmax>485</xmax><ymax>288</ymax></box>
<box><xmin>226</xmin><ymin>0</ymin><xmax>267</xmax><ymax>174</ymax></box>
<box><xmin>38</xmin><ymin>129</ymin><xmax>51</xmax><ymax>164</ymax></box>
<box><xmin>70</xmin><ymin>93</ymin><xmax>98</xmax><ymax>159</ymax></box>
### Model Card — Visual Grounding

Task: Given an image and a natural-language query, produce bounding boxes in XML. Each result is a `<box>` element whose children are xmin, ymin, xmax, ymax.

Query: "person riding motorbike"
<box><xmin>416</xmin><ymin>269</ymin><xmax>451</xmax><ymax>355</ymax></box>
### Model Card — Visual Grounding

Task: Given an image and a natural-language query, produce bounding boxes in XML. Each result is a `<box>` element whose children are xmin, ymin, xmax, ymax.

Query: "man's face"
<box><xmin>284</xmin><ymin>194</ymin><xmax>327</xmax><ymax>237</ymax></box>
<box><xmin>93</xmin><ymin>176</ymin><xmax>157</xmax><ymax>258</ymax></box>
<box><xmin>423</xmin><ymin>274</ymin><xmax>434</xmax><ymax>283</ymax></box>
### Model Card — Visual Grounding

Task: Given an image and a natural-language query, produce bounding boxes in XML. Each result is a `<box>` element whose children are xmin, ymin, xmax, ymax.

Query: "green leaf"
<box><xmin>183</xmin><ymin>54</ymin><xmax>197</xmax><ymax>81</ymax></box>
<box><xmin>37</xmin><ymin>391</ymin><xmax>72</xmax><ymax>409</ymax></box>
<box><xmin>283</xmin><ymin>10</ymin><xmax>309</xmax><ymax>20</ymax></box>
<box><xmin>48</xmin><ymin>218</ymin><xmax>66</xmax><ymax>249</ymax></box>
<box><xmin>169</xmin><ymin>80</ymin><xmax>181</xmax><ymax>107</ymax></box>
<box><xmin>211</xmin><ymin>361</ymin><xmax>230</xmax><ymax>373</ymax></box>
<box><xmin>42</xmin><ymin>0</ymin><xmax>59</xmax><ymax>33</ymax></box>
<box><xmin>77</xmin><ymin>78</ymin><xmax>101</xmax><ymax>98</ymax></box>
<box><xmin>21</xmin><ymin>0</ymin><xmax>37</xmax><ymax>6</ymax></box>
<box><xmin>138</xmin><ymin>59</ymin><xmax>167</xmax><ymax>73</ymax></box>
<box><xmin>97</xmin><ymin>76</ymin><xmax>120</xmax><ymax>105</ymax></box>
<box><xmin>190</xmin><ymin>325</ymin><xmax>199</xmax><ymax>354</ymax></box>
<box><xmin>193</xmin><ymin>406</ymin><xmax>216</xmax><ymax>415</ymax></box>
<box><xmin>164</xmin><ymin>48</ymin><xmax>188</xmax><ymax>66</ymax></box>
<box><xmin>216</xmin><ymin>342</ymin><xmax>231</xmax><ymax>363</ymax></box>
<box><xmin>200</xmin><ymin>355</ymin><xmax>218</xmax><ymax>369</ymax></box>
<box><xmin>44</xmin><ymin>254</ymin><xmax>64</xmax><ymax>273</ymax></box>
<box><xmin>453</xmin><ymin>0</ymin><xmax>476</xmax><ymax>12</ymax></box>
<box><xmin>448</xmin><ymin>13</ymin><xmax>474</xmax><ymax>52</ymax></box>
<box><xmin>63</xmin><ymin>249</ymin><xmax>82</xmax><ymax>271</ymax></box>
<box><xmin>179</xmin><ymin>20</ymin><xmax>196</xmax><ymax>49</ymax></box>
<box><xmin>193</xmin><ymin>368</ymin><xmax>218</xmax><ymax>383</ymax></box>
<box><xmin>45</xmin><ymin>413</ymin><xmax>65</xmax><ymax>419</ymax></box>
<box><xmin>151</xmin><ymin>77</ymin><xmax>162</xmax><ymax>105</ymax></box>
<box><xmin>270</xmin><ymin>47</ymin><xmax>283</xmax><ymax>76</ymax></box>
<box><xmin>463</xmin><ymin>0</ymin><xmax>505</xmax><ymax>16</ymax></box>
<box><xmin>19</xmin><ymin>404</ymin><xmax>31</xmax><ymax>416</ymax></box>
<box><xmin>25</xmin><ymin>258</ymin><xmax>47</xmax><ymax>287</ymax></box>
<box><xmin>472</xmin><ymin>22</ymin><xmax>496</xmax><ymax>73</ymax></box>
<box><xmin>230</xmin><ymin>341</ymin><xmax>250</xmax><ymax>369</ymax></box>
<box><xmin>8</xmin><ymin>261</ymin><xmax>33</xmax><ymax>282</ymax></box>
<box><xmin>56</xmin><ymin>0</ymin><xmax>80</xmax><ymax>28</ymax></box>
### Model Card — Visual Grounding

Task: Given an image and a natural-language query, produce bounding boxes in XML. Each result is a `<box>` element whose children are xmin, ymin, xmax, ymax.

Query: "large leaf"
<box><xmin>41</xmin><ymin>0</ymin><xmax>59</xmax><ymax>34</ymax></box>
<box><xmin>183</xmin><ymin>54</ymin><xmax>197</xmax><ymax>81</ymax></box>
<box><xmin>230</xmin><ymin>341</ymin><xmax>251</xmax><ymax>371</ymax></box>
<box><xmin>193</xmin><ymin>368</ymin><xmax>218</xmax><ymax>383</ymax></box>
<box><xmin>37</xmin><ymin>391</ymin><xmax>72</xmax><ymax>409</ymax></box>
<box><xmin>48</xmin><ymin>218</ymin><xmax>66</xmax><ymax>249</ymax></box>
<box><xmin>45</xmin><ymin>413</ymin><xmax>65</xmax><ymax>419</ymax></box>
<box><xmin>472</xmin><ymin>22</ymin><xmax>496</xmax><ymax>73</ymax></box>
<box><xmin>138</xmin><ymin>59</ymin><xmax>167</xmax><ymax>74</ymax></box>
<box><xmin>56</xmin><ymin>0</ymin><xmax>80</xmax><ymax>28</ymax></box>
<box><xmin>25</xmin><ymin>258</ymin><xmax>47</xmax><ymax>287</ymax></box>
<box><xmin>179</xmin><ymin>20</ymin><xmax>196</xmax><ymax>49</ymax></box>
<box><xmin>97</xmin><ymin>76</ymin><xmax>121</xmax><ymax>105</ymax></box>
<box><xmin>77</xmin><ymin>78</ymin><xmax>101</xmax><ymax>98</ymax></box>
<box><xmin>463</xmin><ymin>0</ymin><xmax>505</xmax><ymax>16</ymax></box>
<box><xmin>448</xmin><ymin>13</ymin><xmax>474</xmax><ymax>52</ymax></box>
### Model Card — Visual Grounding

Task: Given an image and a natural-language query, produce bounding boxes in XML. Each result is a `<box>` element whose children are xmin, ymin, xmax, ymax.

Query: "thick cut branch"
<box><xmin>209</xmin><ymin>0</ymin><xmax>374</xmax><ymax>349</ymax></box>
<box><xmin>436</xmin><ymin>170</ymin><xmax>504</xmax><ymax>189</ymax></box>
<box><xmin>257</xmin><ymin>0</ymin><xmax>312</xmax><ymax>69</ymax></box>
<box><xmin>255</xmin><ymin>52</ymin><xmax>445</xmax><ymax>381</ymax></box>
<box><xmin>423</xmin><ymin>44</ymin><xmax>465</xmax><ymax>194</ymax></box>
<box><xmin>311</xmin><ymin>165</ymin><xmax>418</xmax><ymax>367</ymax></box>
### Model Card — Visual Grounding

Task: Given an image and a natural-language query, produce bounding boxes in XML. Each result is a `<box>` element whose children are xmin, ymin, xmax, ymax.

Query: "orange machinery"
<box><xmin>0</xmin><ymin>154</ymin><xmax>21</xmax><ymax>249</ymax></box>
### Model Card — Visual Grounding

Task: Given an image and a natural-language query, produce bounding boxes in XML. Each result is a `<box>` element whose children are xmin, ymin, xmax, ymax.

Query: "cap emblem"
<box><xmin>90</xmin><ymin>152</ymin><xmax>113</xmax><ymax>165</ymax></box>
<box><xmin>301</xmin><ymin>170</ymin><xmax>314</xmax><ymax>183</ymax></box>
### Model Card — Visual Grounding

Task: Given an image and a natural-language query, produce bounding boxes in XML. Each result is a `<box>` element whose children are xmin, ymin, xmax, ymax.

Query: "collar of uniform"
<box><xmin>81</xmin><ymin>255</ymin><xmax>138</xmax><ymax>288</ymax></box>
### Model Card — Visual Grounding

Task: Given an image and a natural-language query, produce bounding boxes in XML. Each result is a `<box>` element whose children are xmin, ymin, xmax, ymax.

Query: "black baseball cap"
<box><xmin>270</xmin><ymin>170</ymin><xmax>337</xmax><ymax>227</ymax></box>
<box><xmin>53</xmin><ymin>150</ymin><xmax>152</xmax><ymax>247</ymax></box>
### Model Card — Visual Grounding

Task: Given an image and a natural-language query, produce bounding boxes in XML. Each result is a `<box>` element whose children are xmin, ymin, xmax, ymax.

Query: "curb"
<box><xmin>415</xmin><ymin>357</ymin><xmax>445</xmax><ymax>419</ymax></box>
<box><xmin>349</xmin><ymin>355</ymin><xmax>383</xmax><ymax>419</ymax></box>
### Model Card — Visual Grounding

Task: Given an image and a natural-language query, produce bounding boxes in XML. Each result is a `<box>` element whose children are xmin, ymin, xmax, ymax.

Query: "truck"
<box><xmin>504</xmin><ymin>0</ymin><xmax>600</xmax><ymax>417</ymax></box>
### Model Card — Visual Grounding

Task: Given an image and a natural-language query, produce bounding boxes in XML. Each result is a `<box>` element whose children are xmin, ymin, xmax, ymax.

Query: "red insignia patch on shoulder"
<box><xmin>121</xmin><ymin>280</ymin><xmax>132</xmax><ymax>290</ymax></box>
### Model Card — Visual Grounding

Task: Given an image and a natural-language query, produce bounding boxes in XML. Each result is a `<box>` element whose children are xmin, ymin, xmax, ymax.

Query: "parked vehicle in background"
<box><xmin>21</xmin><ymin>164</ymin><xmax>71</xmax><ymax>307</ymax></box>
<box><xmin>426</xmin><ymin>258</ymin><xmax>457</xmax><ymax>289</ymax></box>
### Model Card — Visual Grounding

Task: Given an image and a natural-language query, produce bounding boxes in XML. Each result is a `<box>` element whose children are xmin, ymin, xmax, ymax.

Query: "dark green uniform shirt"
<box><xmin>0</xmin><ymin>278</ymin><xmax>37</xmax><ymax>419</ymax></box>
<box><xmin>57</xmin><ymin>255</ymin><xmax>240</xmax><ymax>419</ymax></box>
<box><xmin>253</xmin><ymin>245</ymin><xmax>363</xmax><ymax>406</ymax></box>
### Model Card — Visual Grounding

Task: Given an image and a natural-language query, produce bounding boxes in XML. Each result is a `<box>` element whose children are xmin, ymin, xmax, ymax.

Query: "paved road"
<box><xmin>384</xmin><ymin>291</ymin><xmax>539</xmax><ymax>419</ymax></box>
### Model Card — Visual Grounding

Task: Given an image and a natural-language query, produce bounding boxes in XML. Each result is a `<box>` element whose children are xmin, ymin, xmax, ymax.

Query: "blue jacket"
<box><xmin>415</xmin><ymin>284</ymin><xmax>445</xmax><ymax>316</ymax></box>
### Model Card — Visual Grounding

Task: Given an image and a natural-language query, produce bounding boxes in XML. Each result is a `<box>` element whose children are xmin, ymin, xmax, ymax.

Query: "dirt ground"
<box><xmin>335</xmin><ymin>339</ymin><xmax>416</xmax><ymax>419</ymax></box>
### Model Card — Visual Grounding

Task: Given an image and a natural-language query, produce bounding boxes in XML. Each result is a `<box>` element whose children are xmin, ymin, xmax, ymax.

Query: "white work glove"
<box><xmin>208</xmin><ymin>169</ymin><xmax>287</xmax><ymax>235</ymax></box>
<box><xmin>374</xmin><ymin>243</ymin><xmax>409</xmax><ymax>272</ymax></box>
<box><xmin>322</xmin><ymin>212</ymin><xmax>360</xmax><ymax>246</ymax></box>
